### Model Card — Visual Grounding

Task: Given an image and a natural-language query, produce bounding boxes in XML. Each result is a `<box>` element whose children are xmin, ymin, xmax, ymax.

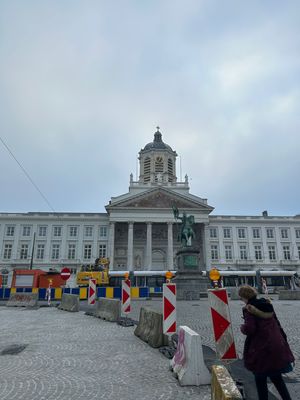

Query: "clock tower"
<box><xmin>138</xmin><ymin>127</ymin><xmax>177</xmax><ymax>184</ymax></box>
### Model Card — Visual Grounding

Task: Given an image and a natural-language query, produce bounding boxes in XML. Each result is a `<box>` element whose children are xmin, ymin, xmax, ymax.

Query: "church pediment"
<box><xmin>107</xmin><ymin>188</ymin><xmax>213</xmax><ymax>211</ymax></box>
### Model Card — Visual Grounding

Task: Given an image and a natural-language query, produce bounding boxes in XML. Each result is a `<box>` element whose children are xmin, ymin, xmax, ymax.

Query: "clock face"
<box><xmin>156</xmin><ymin>156</ymin><xmax>163</xmax><ymax>163</ymax></box>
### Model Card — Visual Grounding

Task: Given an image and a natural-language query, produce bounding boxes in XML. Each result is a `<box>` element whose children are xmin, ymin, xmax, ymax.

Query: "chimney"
<box><xmin>262</xmin><ymin>210</ymin><xmax>268</xmax><ymax>217</ymax></box>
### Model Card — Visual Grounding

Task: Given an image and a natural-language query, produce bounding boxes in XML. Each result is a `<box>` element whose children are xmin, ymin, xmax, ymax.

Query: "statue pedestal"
<box><xmin>173</xmin><ymin>247</ymin><xmax>209</xmax><ymax>301</ymax></box>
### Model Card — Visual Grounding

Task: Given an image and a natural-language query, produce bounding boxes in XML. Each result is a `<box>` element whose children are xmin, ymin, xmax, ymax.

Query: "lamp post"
<box><xmin>29</xmin><ymin>232</ymin><xmax>36</xmax><ymax>270</ymax></box>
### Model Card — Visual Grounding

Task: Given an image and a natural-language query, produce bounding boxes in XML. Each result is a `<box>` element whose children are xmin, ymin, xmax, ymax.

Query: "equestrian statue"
<box><xmin>172</xmin><ymin>206</ymin><xmax>195</xmax><ymax>247</ymax></box>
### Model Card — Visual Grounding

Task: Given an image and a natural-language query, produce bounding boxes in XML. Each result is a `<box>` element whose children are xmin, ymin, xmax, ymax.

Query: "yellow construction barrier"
<box><xmin>79</xmin><ymin>287</ymin><xmax>87</xmax><ymax>300</ymax></box>
<box><xmin>131</xmin><ymin>287</ymin><xmax>139</xmax><ymax>298</ymax></box>
<box><xmin>55</xmin><ymin>288</ymin><xmax>62</xmax><ymax>299</ymax></box>
<box><xmin>106</xmin><ymin>287</ymin><xmax>114</xmax><ymax>298</ymax></box>
<box><xmin>211</xmin><ymin>365</ymin><xmax>242</xmax><ymax>400</ymax></box>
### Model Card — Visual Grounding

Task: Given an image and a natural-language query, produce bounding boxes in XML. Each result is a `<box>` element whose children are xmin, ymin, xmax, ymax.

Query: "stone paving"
<box><xmin>0</xmin><ymin>306</ymin><xmax>210</xmax><ymax>400</ymax></box>
<box><xmin>0</xmin><ymin>297</ymin><xmax>299</xmax><ymax>400</ymax></box>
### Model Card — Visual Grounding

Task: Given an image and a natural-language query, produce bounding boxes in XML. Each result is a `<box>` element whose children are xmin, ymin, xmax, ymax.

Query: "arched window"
<box><xmin>168</xmin><ymin>158</ymin><xmax>174</xmax><ymax>182</ymax></box>
<box><xmin>143</xmin><ymin>157</ymin><xmax>151</xmax><ymax>182</ymax></box>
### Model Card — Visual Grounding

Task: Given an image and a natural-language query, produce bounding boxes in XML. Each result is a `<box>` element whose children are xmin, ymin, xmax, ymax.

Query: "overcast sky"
<box><xmin>0</xmin><ymin>1</ymin><xmax>299</xmax><ymax>216</ymax></box>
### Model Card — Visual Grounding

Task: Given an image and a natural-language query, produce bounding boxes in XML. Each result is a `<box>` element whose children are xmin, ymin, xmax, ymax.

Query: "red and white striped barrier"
<box><xmin>122</xmin><ymin>279</ymin><xmax>131</xmax><ymax>314</ymax></box>
<box><xmin>88</xmin><ymin>278</ymin><xmax>96</xmax><ymax>305</ymax></box>
<box><xmin>163</xmin><ymin>283</ymin><xmax>176</xmax><ymax>335</ymax></box>
<box><xmin>46</xmin><ymin>285</ymin><xmax>51</xmax><ymax>306</ymax></box>
<box><xmin>46</xmin><ymin>280</ymin><xmax>52</xmax><ymax>306</ymax></box>
<box><xmin>208</xmin><ymin>288</ymin><xmax>237</xmax><ymax>360</ymax></box>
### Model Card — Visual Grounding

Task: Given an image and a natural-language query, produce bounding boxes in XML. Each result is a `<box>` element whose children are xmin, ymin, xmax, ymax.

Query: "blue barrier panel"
<box><xmin>0</xmin><ymin>288</ymin><xmax>3</xmax><ymax>299</ymax></box>
<box><xmin>113</xmin><ymin>287</ymin><xmax>121</xmax><ymax>299</ymax></box>
<box><xmin>63</xmin><ymin>288</ymin><xmax>71</xmax><ymax>294</ymax></box>
<box><xmin>16</xmin><ymin>288</ymin><xmax>24</xmax><ymax>293</ymax></box>
<box><xmin>139</xmin><ymin>287</ymin><xmax>149</xmax><ymax>298</ymax></box>
<box><xmin>39</xmin><ymin>288</ymin><xmax>46</xmax><ymax>300</ymax></box>
<box><xmin>71</xmin><ymin>288</ymin><xmax>79</xmax><ymax>295</ymax></box>
<box><xmin>24</xmin><ymin>288</ymin><xmax>32</xmax><ymax>293</ymax></box>
<box><xmin>154</xmin><ymin>287</ymin><xmax>162</xmax><ymax>293</ymax></box>
<box><xmin>4</xmin><ymin>288</ymin><xmax>10</xmax><ymax>299</ymax></box>
<box><xmin>98</xmin><ymin>287</ymin><xmax>106</xmax><ymax>298</ymax></box>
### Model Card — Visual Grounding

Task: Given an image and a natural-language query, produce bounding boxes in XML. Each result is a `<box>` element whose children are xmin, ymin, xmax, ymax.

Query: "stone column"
<box><xmin>146</xmin><ymin>222</ymin><xmax>152</xmax><ymax>270</ymax></box>
<box><xmin>127</xmin><ymin>222</ymin><xmax>134</xmax><ymax>271</ymax></box>
<box><xmin>108</xmin><ymin>222</ymin><xmax>115</xmax><ymax>270</ymax></box>
<box><xmin>167</xmin><ymin>222</ymin><xmax>174</xmax><ymax>270</ymax></box>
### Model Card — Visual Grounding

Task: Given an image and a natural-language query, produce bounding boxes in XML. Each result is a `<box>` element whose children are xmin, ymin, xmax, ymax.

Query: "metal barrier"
<box><xmin>0</xmin><ymin>286</ymin><xmax>150</xmax><ymax>300</ymax></box>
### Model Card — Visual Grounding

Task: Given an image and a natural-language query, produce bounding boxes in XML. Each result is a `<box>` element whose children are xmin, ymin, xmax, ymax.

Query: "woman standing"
<box><xmin>238</xmin><ymin>285</ymin><xmax>294</xmax><ymax>400</ymax></box>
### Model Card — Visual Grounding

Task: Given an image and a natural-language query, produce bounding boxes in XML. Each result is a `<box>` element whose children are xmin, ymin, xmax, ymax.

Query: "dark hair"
<box><xmin>238</xmin><ymin>285</ymin><xmax>257</xmax><ymax>300</ymax></box>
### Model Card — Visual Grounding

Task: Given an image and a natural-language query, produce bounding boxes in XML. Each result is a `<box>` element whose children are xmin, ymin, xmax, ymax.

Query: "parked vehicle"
<box><xmin>11</xmin><ymin>269</ymin><xmax>66</xmax><ymax>288</ymax></box>
<box><xmin>76</xmin><ymin>258</ymin><xmax>110</xmax><ymax>286</ymax></box>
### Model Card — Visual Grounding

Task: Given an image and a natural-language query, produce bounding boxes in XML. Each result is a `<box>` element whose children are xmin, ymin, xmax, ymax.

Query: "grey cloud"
<box><xmin>0</xmin><ymin>1</ymin><xmax>299</xmax><ymax>215</ymax></box>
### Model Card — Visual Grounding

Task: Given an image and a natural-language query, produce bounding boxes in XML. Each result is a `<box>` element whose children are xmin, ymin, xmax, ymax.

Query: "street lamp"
<box><xmin>29</xmin><ymin>232</ymin><xmax>36</xmax><ymax>270</ymax></box>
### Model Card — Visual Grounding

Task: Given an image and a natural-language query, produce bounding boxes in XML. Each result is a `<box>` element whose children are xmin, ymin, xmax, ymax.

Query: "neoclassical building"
<box><xmin>1</xmin><ymin>129</ymin><xmax>300</xmax><ymax>276</ymax></box>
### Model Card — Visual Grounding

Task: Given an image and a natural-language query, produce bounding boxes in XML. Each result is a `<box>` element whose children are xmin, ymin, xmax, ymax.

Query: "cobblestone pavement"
<box><xmin>0</xmin><ymin>297</ymin><xmax>299</xmax><ymax>400</ymax></box>
<box><xmin>130</xmin><ymin>297</ymin><xmax>300</xmax><ymax>399</ymax></box>
<box><xmin>0</xmin><ymin>307</ymin><xmax>210</xmax><ymax>400</ymax></box>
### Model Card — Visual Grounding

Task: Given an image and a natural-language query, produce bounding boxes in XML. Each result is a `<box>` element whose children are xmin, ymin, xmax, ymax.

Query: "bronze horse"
<box><xmin>173</xmin><ymin>206</ymin><xmax>195</xmax><ymax>246</ymax></box>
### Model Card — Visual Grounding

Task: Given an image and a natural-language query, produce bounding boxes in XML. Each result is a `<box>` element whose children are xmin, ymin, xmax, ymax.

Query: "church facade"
<box><xmin>0</xmin><ymin>129</ymin><xmax>300</xmax><ymax>276</ymax></box>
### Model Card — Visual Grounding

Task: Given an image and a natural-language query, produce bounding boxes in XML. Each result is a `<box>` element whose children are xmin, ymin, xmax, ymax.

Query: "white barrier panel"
<box><xmin>88</xmin><ymin>278</ymin><xmax>96</xmax><ymax>305</ymax></box>
<box><xmin>46</xmin><ymin>285</ymin><xmax>51</xmax><ymax>306</ymax></box>
<box><xmin>163</xmin><ymin>283</ymin><xmax>176</xmax><ymax>335</ymax></box>
<box><xmin>208</xmin><ymin>288</ymin><xmax>237</xmax><ymax>360</ymax></box>
<box><xmin>170</xmin><ymin>325</ymin><xmax>210</xmax><ymax>386</ymax></box>
<box><xmin>122</xmin><ymin>279</ymin><xmax>131</xmax><ymax>315</ymax></box>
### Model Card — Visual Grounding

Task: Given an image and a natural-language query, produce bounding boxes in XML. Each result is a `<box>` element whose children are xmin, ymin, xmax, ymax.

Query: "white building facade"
<box><xmin>1</xmin><ymin>129</ymin><xmax>300</xmax><ymax>275</ymax></box>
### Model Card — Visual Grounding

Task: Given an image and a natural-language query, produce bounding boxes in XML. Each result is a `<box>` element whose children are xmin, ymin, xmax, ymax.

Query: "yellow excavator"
<box><xmin>76</xmin><ymin>258</ymin><xmax>110</xmax><ymax>286</ymax></box>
